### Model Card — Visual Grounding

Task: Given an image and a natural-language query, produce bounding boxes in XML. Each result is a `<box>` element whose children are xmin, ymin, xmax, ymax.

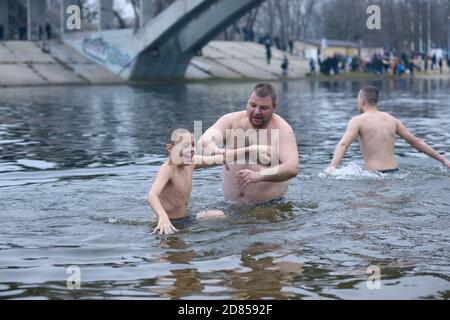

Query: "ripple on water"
<box><xmin>16</xmin><ymin>159</ymin><xmax>57</xmax><ymax>170</ymax></box>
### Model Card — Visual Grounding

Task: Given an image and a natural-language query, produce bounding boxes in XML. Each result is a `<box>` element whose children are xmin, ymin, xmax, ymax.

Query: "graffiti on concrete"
<box><xmin>82</xmin><ymin>38</ymin><xmax>131</xmax><ymax>68</ymax></box>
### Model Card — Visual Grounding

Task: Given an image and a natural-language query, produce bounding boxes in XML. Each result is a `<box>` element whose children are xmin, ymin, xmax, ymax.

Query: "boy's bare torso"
<box><xmin>356</xmin><ymin>111</ymin><xmax>399</xmax><ymax>171</ymax></box>
<box><xmin>159</xmin><ymin>163</ymin><xmax>194</xmax><ymax>219</ymax></box>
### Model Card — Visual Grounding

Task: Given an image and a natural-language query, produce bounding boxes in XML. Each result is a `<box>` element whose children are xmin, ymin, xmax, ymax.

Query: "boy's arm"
<box><xmin>397</xmin><ymin>119</ymin><xmax>450</xmax><ymax>168</ymax></box>
<box><xmin>193</xmin><ymin>145</ymin><xmax>271</xmax><ymax>169</ymax></box>
<box><xmin>198</xmin><ymin>114</ymin><xmax>235</xmax><ymax>155</ymax></box>
<box><xmin>326</xmin><ymin>118</ymin><xmax>360</xmax><ymax>174</ymax></box>
<box><xmin>147</xmin><ymin>165</ymin><xmax>179</xmax><ymax>235</ymax></box>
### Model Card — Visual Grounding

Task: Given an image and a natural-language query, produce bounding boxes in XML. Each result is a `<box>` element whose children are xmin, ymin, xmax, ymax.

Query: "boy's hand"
<box><xmin>248</xmin><ymin>145</ymin><xmax>272</xmax><ymax>165</ymax></box>
<box><xmin>325</xmin><ymin>166</ymin><xmax>336</xmax><ymax>176</ymax></box>
<box><xmin>236</xmin><ymin>169</ymin><xmax>262</xmax><ymax>189</ymax></box>
<box><xmin>443</xmin><ymin>159</ymin><xmax>450</xmax><ymax>169</ymax></box>
<box><xmin>153</xmin><ymin>218</ymin><xmax>178</xmax><ymax>235</ymax></box>
<box><xmin>257</xmin><ymin>145</ymin><xmax>272</xmax><ymax>165</ymax></box>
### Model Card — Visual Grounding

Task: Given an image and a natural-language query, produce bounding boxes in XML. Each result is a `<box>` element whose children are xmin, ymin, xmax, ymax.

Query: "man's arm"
<box><xmin>147</xmin><ymin>165</ymin><xmax>178</xmax><ymax>235</ymax></box>
<box><xmin>194</xmin><ymin>145</ymin><xmax>271</xmax><ymax>169</ymax></box>
<box><xmin>396</xmin><ymin>119</ymin><xmax>450</xmax><ymax>168</ymax></box>
<box><xmin>326</xmin><ymin>118</ymin><xmax>360</xmax><ymax>174</ymax></box>
<box><xmin>236</xmin><ymin>126</ymin><xmax>299</xmax><ymax>188</ymax></box>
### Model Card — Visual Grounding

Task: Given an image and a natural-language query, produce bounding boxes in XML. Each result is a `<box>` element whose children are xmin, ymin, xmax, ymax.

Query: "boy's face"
<box><xmin>167</xmin><ymin>132</ymin><xmax>195</xmax><ymax>165</ymax></box>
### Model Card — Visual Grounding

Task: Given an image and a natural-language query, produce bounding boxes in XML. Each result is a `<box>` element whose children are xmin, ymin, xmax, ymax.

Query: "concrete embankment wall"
<box><xmin>0</xmin><ymin>40</ymin><xmax>308</xmax><ymax>87</ymax></box>
<box><xmin>187</xmin><ymin>41</ymin><xmax>309</xmax><ymax>80</ymax></box>
<box><xmin>0</xmin><ymin>41</ymin><xmax>124</xmax><ymax>87</ymax></box>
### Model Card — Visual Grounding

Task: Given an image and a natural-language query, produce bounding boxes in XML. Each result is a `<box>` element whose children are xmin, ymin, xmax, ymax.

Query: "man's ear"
<box><xmin>166</xmin><ymin>144</ymin><xmax>173</xmax><ymax>153</ymax></box>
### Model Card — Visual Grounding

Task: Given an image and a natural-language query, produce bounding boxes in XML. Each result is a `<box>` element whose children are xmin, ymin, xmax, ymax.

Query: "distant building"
<box><xmin>294</xmin><ymin>39</ymin><xmax>361</xmax><ymax>60</ymax></box>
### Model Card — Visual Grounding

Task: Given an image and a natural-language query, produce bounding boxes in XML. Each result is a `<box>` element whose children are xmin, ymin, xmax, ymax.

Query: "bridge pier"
<box><xmin>131</xmin><ymin>0</ymin><xmax>265</xmax><ymax>80</ymax></box>
<box><xmin>0</xmin><ymin>0</ymin><xmax>9</xmax><ymax>40</ymax></box>
<box><xmin>99</xmin><ymin>0</ymin><xmax>115</xmax><ymax>31</ymax></box>
<box><xmin>27</xmin><ymin>0</ymin><xmax>47</xmax><ymax>40</ymax></box>
<box><xmin>62</xmin><ymin>0</ymin><xmax>265</xmax><ymax>81</ymax></box>
<box><xmin>140</xmin><ymin>0</ymin><xmax>153</xmax><ymax>27</ymax></box>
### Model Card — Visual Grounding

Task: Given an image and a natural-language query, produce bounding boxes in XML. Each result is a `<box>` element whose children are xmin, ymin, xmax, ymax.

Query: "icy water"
<box><xmin>0</xmin><ymin>79</ymin><xmax>449</xmax><ymax>300</ymax></box>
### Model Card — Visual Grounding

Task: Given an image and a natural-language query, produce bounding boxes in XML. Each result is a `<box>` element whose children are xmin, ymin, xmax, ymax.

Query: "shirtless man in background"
<box><xmin>199</xmin><ymin>83</ymin><xmax>299</xmax><ymax>204</ymax></box>
<box><xmin>326</xmin><ymin>85</ymin><xmax>450</xmax><ymax>174</ymax></box>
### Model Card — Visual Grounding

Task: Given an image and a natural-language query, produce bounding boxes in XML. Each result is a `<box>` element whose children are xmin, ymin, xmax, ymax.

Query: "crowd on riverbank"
<box><xmin>311</xmin><ymin>51</ymin><xmax>450</xmax><ymax>78</ymax></box>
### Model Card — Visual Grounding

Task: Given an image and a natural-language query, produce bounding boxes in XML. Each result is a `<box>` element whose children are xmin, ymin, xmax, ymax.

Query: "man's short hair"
<box><xmin>165</xmin><ymin>124</ymin><xmax>192</xmax><ymax>145</ymax></box>
<box><xmin>249</xmin><ymin>83</ymin><xmax>278</xmax><ymax>106</ymax></box>
<box><xmin>360</xmin><ymin>85</ymin><xmax>379</xmax><ymax>105</ymax></box>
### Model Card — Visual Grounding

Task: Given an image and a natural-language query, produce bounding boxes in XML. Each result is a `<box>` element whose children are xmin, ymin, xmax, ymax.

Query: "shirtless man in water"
<box><xmin>326</xmin><ymin>85</ymin><xmax>450</xmax><ymax>174</ymax></box>
<box><xmin>199</xmin><ymin>83</ymin><xmax>299</xmax><ymax>204</ymax></box>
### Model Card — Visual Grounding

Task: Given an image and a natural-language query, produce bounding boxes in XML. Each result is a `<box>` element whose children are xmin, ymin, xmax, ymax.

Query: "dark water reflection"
<box><xmin>0</xmin><ymin>78</ymin><xmax>449</xmax><ymax>299</ymax></box>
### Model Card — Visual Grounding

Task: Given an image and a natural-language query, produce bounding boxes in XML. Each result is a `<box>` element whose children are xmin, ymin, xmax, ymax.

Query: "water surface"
<box><xmin>0</xmin><ymin>79</ymin><xmax>449</xmax><ymax>299</ymax></box>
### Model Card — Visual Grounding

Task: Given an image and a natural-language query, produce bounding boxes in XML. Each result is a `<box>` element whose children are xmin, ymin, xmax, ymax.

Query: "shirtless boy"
<box><xmin>148</xmin><ymin>126</ymin><xmax>271</xmax><ymax>235</ymax></box>
<box><xmin>326</xmin><ymin>85</ymin><xmax>450</xmax><ymax>174</ymax></box>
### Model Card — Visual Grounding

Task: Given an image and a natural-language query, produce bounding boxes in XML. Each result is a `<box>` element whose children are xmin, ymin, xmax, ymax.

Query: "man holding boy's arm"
<box><xmin>199</xmin><ymin>83</ymin><xmax>299</xmax><ymax>204</ymax></box>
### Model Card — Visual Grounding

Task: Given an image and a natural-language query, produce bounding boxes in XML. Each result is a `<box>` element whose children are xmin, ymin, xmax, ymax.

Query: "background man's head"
<box><xmin>358</xmin><ymin>85</ymin><xmax>379</xmax><ymax>113</ymax></box>
<box><xmin>165</xmin><ymin>125</ymin><xmax>194</xmax><ymax>165</ymax></box>
<box><xmin>247</xmin><ymin>83</ymin><xmax>278</xmax><ymax>128</ymax></box>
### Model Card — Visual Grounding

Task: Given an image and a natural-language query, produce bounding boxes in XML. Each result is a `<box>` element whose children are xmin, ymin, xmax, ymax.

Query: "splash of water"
<box><xmin>318</xmin><ymin>162</ymin><xmax>407</xmax><ymax>180</ymax></box>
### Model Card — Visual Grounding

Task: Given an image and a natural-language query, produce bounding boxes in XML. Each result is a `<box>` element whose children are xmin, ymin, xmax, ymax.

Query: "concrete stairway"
<box><xmin>0</xmin><ymin>40</ymin><xmax>124</xmax><ymax>86</ymax></box>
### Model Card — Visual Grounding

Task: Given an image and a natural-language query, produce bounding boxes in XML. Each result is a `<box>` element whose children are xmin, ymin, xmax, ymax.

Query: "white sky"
<box><xmin>85</xmin><ymin>0</ymin><xmax>136</xmax><ymax>19</ymax></box>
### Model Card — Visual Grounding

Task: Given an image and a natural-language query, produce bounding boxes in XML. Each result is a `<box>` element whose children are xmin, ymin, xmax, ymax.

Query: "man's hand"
<box><xmin>153</xmin><ymin>217</ymin><xmax>178</xmax><ymax>235</ymax></box>
<box><xmin>236</xmin><ymin>169</ymin><xmax>262</xmax><ymax>189</ymax></box>
<box><xmin>325</xmin><ymin>166</ymin><xmax>336</xmax><ymax>176</ymax></box>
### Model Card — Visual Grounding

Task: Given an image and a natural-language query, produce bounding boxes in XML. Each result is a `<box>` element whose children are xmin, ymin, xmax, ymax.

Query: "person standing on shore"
<box><xmin>45</xmin><ymin>22</ymin><xmax>52</xmax><ymax>40</ymax></box>
<box><xmin>38</xmin><ymin>26</ymin><xmax>44</xmax><ymax>41</ymax></box>
<box><xmin>438</xmin><ymin>58</ymin><xmax>443</xmax><ymax>74</ymax></box>
<box><xmin>309</xmin><ymin>58</ymin><xmax>316</xmax><ymax>76</ymax></box>
<box><xmin>288</xmin><ymin>39</ymin><xmax>294</xmax><ymax>55</ymax></box>
<box><xmin>281</xmin><ymin>55</ymin><xmax>289</xmax><ymax>78</ymax></box>
<box><xmin>18</xmin><ymin>26</ymin><xmax>26</xmax><ymax>40</ymax></box>
<box><xmin>408</xmin><ymin>59</ymin><xmax>415</xmax><ymax>78</ymax></box>
<box><xmin>0</xmin><ymin>24</ymin><xmax>4</xmax><ymax>40</ymax></box>
<box><xmin>431</xmin><ymin>54</ymin><xmax>437</xmax><ymax>71</ymax></box>
<box><xmin>265</xmin><ymin>37</ymin><xmax>272</xmax><ymax>65</ymax></box>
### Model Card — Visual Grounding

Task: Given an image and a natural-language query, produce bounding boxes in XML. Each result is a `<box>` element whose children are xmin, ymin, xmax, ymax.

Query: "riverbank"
<box><xmin>304</xmin><ymin>71</ymin><xmax>450</xmax><ymax>82</ymax></box>
<box><xmin>1</xmin><ymin>40</ymin><xmax>450</xmax><ymax>87</ymax></box>
<box><xmin>0</xmin><ymin>40</ymin><xmax>309</xmax><ymax>87</ymax></box>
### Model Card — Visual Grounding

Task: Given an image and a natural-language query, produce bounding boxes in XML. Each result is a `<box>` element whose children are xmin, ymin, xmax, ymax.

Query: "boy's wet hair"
<box><xmin>165</xmin><ymin>124</ymin><xmax>193</xmax><ymax>145</ymax></box>
<box><xmin>360</xmin><ymin>85</ymin><xmax>379</xmax><ymax>105</ymax></box>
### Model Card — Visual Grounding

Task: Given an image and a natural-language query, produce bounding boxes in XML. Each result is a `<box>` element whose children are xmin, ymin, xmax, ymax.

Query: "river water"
<box><xmin>0</xmin><ymin>78</ymin><xmax>449</xmax><ymax>299</ymax></box>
